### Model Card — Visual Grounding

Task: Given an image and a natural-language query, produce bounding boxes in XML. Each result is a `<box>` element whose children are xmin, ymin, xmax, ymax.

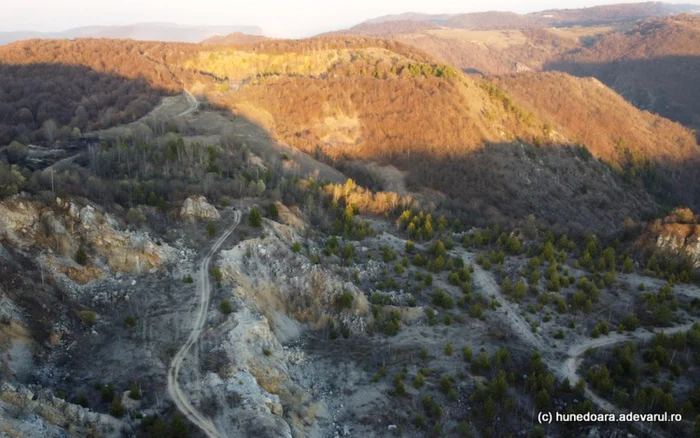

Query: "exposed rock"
<box><xmin>638</xmin><ymin>209</ymin><xmax>700</xmax><ymax>268</ymax></box>
<box><xmin>180</xmin><ymin>195</ymin><xmax>220</xmax><ymax>223</ymax></box>
<box><xmin>0</xmin><ymin>196</ymin><xmax>178</xmax><ymax>285</ymax></box>
<box><xmin>0</xmin><ymin>381</ymin><xmax>124</xmax><ymax>437</ymax></box>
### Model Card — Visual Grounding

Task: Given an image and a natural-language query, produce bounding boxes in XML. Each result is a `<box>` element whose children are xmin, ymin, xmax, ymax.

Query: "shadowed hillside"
<box><xmin>1</xmin><ymin>36</ymin><xmax>698</xmax><ymax>232</ymax></box>
<box><xmin>546</xmin><ymin>14</ymin><xmax>700</xmax><ymax>127</ymax></box>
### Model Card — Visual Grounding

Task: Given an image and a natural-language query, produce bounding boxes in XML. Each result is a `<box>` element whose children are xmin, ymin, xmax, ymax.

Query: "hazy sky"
<box><xmin>1</xmin><ymin>0</ymin><xmax>694</xmax><ymax>37</ymax></box>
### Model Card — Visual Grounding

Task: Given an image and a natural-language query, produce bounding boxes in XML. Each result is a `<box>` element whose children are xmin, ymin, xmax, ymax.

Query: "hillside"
<box><xmin>547</xmin><ymin>14</ymin><xmax>700</xmax><ymax>127</ymax></box>
<box><xmin>357</xmin><ymin>2</ymin><xmax>699</xmax><ymax>29</ymax></box>
<box><xmin>202</xmin><ymin>32</ymin><xmax>269</xmax><ymax>45</ymax></box>
<box><xmin>2</xmin><ymin>36</ymin><xmax>698</xmax><ymax>231</ymax></box>
<box><xmin>494</xmin><ymin>72</ymin><xmax>700</xmax><ymax>206</ymax></box>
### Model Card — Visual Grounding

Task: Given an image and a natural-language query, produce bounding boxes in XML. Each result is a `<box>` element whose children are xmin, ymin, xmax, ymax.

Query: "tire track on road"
<box><xmin>167</xmin><ymin>211</ymin><xmax>240</xmax><ymax>438</ymax></box>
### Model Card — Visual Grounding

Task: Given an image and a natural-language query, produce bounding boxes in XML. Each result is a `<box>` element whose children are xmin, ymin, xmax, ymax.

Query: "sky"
<box><xmin>1</xmin><ymin>0</ymin><xmax>695</xmax><ymax>37</ymax></box>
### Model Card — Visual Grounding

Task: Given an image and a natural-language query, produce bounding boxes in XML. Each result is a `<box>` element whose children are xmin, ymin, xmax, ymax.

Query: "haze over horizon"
<box><xmin>3</xmin><ymin>0</ymin><xmax>698</xmax><ymax>38</ymax></box>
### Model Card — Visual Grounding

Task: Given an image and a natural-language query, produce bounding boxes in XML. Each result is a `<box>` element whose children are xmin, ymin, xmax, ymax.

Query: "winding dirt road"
<box><xmin>167</xmin><ymin>210</ymin><xmax>240</xmax><ymax>438</ymax></box>
<box><xmin>562</xmin><ymin>322</ymin><xmax>696</xmax><ymax>413</ymax></box>
<box><xmin>459</xmin><ymin>249</ymin><xmax>697</xmax><ymax>419</ymax></box>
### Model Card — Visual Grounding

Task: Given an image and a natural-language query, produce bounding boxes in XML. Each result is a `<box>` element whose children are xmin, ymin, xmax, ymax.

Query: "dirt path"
<box><xmin>167</xmin><ymin>210</ymin><xmax>240</xmax><ymax>438</ymax></box>
<box><xmin>459</xmin><ymin>251</ymin><xmax>549</xmax><ymax>353</ymax></box>
<box><xmin>561</xmin><ymin>322</ymin><xmax>696</xmax><ymax>413</ymax></box>
<box><xmin>177</xmin><ymin>90</ymin><xmax>199</xmax><ymax>118</ymax></box>
<box><xmin>459</xmin><ymin>249</ymin><xmax>698</xmax><ymax>421</ymax></box>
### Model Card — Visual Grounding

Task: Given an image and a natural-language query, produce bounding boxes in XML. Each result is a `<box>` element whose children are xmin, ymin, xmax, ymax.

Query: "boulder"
<box><xmin>180</xmin><ymin>196</ymin><xmax>220</xmax><ymax>223</ymax></box>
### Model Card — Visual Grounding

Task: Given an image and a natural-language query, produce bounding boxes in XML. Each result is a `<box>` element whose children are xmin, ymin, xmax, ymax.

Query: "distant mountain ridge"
<box><xmin>0</xmin><ymin>23</ymin><xmax>264</xmax><ymax>46</ymax></box>
<box><xmin>359</xmin><ymin>2</ymin><xmax>700</xmax><ymax>30</ymax></box>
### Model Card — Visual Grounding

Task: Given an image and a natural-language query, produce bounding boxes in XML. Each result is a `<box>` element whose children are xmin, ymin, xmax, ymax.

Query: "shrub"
<box><xmin>337</xmin><ymin>290</ymin><xmax>354</xmax><ymax>309</ymax></box>
<box><xmin>128</xmin><ymin>383</ymin><xmax>141</xmax><ymax>400</ymax></box>
<box><xmin>100</xmin><ymin>384</ymin><xmax>115</xmax><ymax>402</ymax></box>
<box><xmin>210</xmin><ymin>266</ymin><xmax>223</xmax><ymax>281</ymax></box>
<box><xmin>75</xmin><ymin>393</ymin><xmax>89</xmax><ymax>408</ymax></box>
<box><xmin>405</xmin><ymin>240</ymin><xmax>415</xmax><ymax>253</ymax></box>
<box><xmin>432</xmin><ymin>289</ymin><xmax>454</xmax><ymax>309</ymax></box>
<box><xmin>183</xmin><ymin>275</ymin><xmax>194</xmax><ymax>284</ymax></box>
<box><xmin>249</xmin><ymin>207</ymin><xmax>262</xmax><ymax>227</ymax></box>
<box><xmin>109</xmin><ymin>398</ymin><xmax>125</xmax><ymax>418</ymax></box>
<box><xmin>124</xmin><ymin>316</ymin><xmax>137</xmax><ymax>328</ymax></box>
<box><xmin>80</xmin><ymin>310</ymin><xmax>96</xmax><ymax>326</ymax></box>
<box><xmin>413</xmin><ymin>372</ymin><xmax>425</xmax><ymax>388</ymax></box>
<box><xmin>291</xmin><ymin>241</ymin><xmax>302</xmax><ymax>253</ymax></box>
<box><xmin>267</xmin><ymin>203</ymin><xmax>279</xmax><ymax>220</ymax></box>
<box><xmin>463</xmin><ymin>346</ymin><xmax>473</xmax><ymax>362</ymax></box>
<box><xmin>445</xmin><ymin>343</ymin><xmax>453</xmax><ymax>356</ymax></box>
<box><xmin>206</xmin><ymin>222</ymin><xmax>216</xmax><ymax>237</ymax></box>
<box><xmin>126</xmin><ymin>207</ymin><xmax>146</xmax><ymax>226</ymax></box>
<box><xmin>220</xmin><ymin>299</ymin><xmax>233</xmax><ymax>314</ymax></box>
<box><xmin>75</xmin><ymin>245</ymin><xmax>88</xmax><ymax>266</ymax></box>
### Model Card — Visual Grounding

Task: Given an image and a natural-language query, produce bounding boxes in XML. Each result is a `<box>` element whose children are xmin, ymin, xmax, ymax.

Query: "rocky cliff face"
<box><xmin>180</xmin><ymin>195</ymin><xmax>220</xmax><ymax>223</ymax></box>
<box><xmin>0</xmin><ymin>196</ymin><xmax>177</xmax><ymax>284</ymax></box>
<box><xmin>649</xmin><ymin>223</ymin><xmax>700</xmax><ymax>268</ymax></box>
<box><xmin>198</xmin><ymin>218</ymin><xmax>371</xmax><ymax>437</ymax></box>
<box><xmin>0</xmin><ymin>381</ymin><xmax>125</xmax><ymax>437</ymax></box>
<box><xmin>637</xmin><ymin>208</ymin><xmax>700</xmax><ymax>268</ymax></box>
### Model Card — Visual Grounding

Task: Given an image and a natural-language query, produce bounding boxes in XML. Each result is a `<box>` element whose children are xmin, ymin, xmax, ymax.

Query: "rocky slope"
<box><xmin>0</xmin><ymin>195</ymin><xmax>177</xmax><ymax>284</ymax></box>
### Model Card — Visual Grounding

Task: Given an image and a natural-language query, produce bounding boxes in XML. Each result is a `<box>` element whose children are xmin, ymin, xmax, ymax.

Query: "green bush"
<box><xmin>249</xmin><ymin>207</ymin><xmax>262</xmax><ymax>227</ymax></box>
<box><xmin>100</xmin><ymin>384</ymin><xmax>115</xmax><ymax>403</ymax></box>
<box><xmin>337</xmin><ymin>290</ymin><xmax>354</xmax><ymax>309</ymax></box>
<box><xmin>109</xmin><ymin>398</ymin><xmax>125</xmax><ymax>418</ymax></box>
<box><xmin>183</xmin><ymin>275</ymin><xmax>194</xmax><ymax>284</ymax></box>
<box><xmin>267</xmin><ymin>203</ymin><xmax>279</xmax><ymax>220</ymax></box>
<box><xmin>124</xmin><ymin>316</ymin><xmax>137</xmax><ymax>328</ymax></box>
<box><xmin>291</xmin><ymin>241</ymin><xmax>302</xmax><ymax>253</ymax></box>
<box><xmin>75</xmin><ymin>245</ymin><xmax>88</xmax><ymax>266</ymax></box>
<box><xmin>210</xmin><ymin>266</ymin><xmax>223</xmax><ymax>281</ymax></box>
<box><xmin>220</xmin><ymin>299</ymin><xmax>233</xmax><ymax>315</ymax></box>
<box><xmin>206</xmin><ymin>222</ymin><xmax>216</xmax><ymax>237</ymax></box>
<box><xmin>80</xmin><ymin>310</ymin><xmax>96</xmax><ymax>326</ymax></box>
<box><xmin>128</xmin><ymin>383</ymin><xmax>142</xmax><ymax>400</ymax></box>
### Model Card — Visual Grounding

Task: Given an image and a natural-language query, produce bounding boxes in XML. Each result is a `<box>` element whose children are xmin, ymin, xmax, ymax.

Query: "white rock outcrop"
<box><xmin>180</xmin><ymin>195</ymin><xmax>220</xmax><ymax>223</ymax></box>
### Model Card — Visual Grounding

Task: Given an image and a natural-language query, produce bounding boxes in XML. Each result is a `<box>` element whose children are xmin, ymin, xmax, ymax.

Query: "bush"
<box><xmin>220</xmin><ymin>299</ymin><xmax>233</xmax><ymax>315</ymax></box>
<box><xmin>80</xmin><ymin>310</ymin><xmax>96</xmax><ymax>326</ymax></box>
<box><xmin>463</xmin><ymin>346</ymin><xmax>473</xmax><ymax>362</ymax></box>
<box><xmin>445</xmin><ymin>343</ymin><xmax>453</xmax><ymax>356</ymax></box>
<box><xmin>75</xmin><ymin>393</ymin><xmax>89</xmax><ymax>408</ymax></box>
<box><xmin>126</xmin><ymin>207</ymin><xmax>146</xmax><ymax>226</ymax></box>
<box><xmin>210</xmin><ymin>266</ymin><xmax>223</xmax><ymax>281</ymax></box>
<box><xmin>337</xmin><ymin>290</ymin><xmax>354</xmax><ymax>309</ymax></box>
<box><xmin>267</xmin><ymin>203</ymin><xmax>279</xmax><ymax>220</ymax></box>
<box><xmin>128</xmin><ymin>383</ymin><xmax>141</xmax><ymax>400</ymax></box>
<box><xmin>183</xmin><ymin>275</ymin><xmax>194</xmax><ymax>284</ymax></box>
<box><xmin>75</xmin><ymin>245</ymin><xmax>88</xmax><ymax>266</ymax></box>
<box><xmin>206</xmin><ymin>222</ymin><xmax>216</xmax><ymax>237</ymax></box>
<box><xmin>109</xmin><ymin>398</ymin><xmax>125</xmax><ymax>418</ymax></box>
<box><xmin>100</xmin><ymin>384</ymin><xmax>114</xmax><ymax>402</ymax></box>
<box><xmin>291</xmin><ymin>241</ymin><xmax>302</xmax><ymax>253</ymax></box>
<box><xmin>432</xmin><ymin>289</ymin><xmax>454</xmax><ymax>309</ymax></box>
<box><xmin>249</xmin><ymin>207</ymin><xmax>262</xmax><ymax>227</ymax></box>
<box><xmin>124</xmin><ymin>316</ymin><xmax>137</xmax><ymax>328</ymax></box>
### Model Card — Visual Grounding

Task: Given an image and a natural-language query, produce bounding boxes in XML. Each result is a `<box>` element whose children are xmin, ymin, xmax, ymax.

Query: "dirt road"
<box><xmin>177</xmin><ymin>90</ymin><xmax>199</xmax><ymax>118</ymax></box>
<box><xmin>167</xmin><ymin>210</ymin><xmax>240</xmax><ymax>438</ymax></box>
<box><xmin>460</xmin><ymin>251</ymin><xmax>549</xmax><ymax>353</ymax></box>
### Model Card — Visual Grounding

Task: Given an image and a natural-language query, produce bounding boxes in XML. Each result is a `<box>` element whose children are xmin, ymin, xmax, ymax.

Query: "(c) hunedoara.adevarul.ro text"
<box><xmin>537</xmin><ymin>411</ymin><xmax>683</xmax><ymax>424</ymax></box>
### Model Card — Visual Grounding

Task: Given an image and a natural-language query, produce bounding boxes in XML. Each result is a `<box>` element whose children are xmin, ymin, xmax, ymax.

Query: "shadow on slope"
<box><xmin>545</xmin><ymin>55</ymin><xmax>700</xmax><ymax>128</ymax></box>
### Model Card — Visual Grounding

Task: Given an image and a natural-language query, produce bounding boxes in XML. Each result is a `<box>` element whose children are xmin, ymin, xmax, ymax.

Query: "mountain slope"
<box><xmin>0</xmin><ymin>36</ymin><xmax>690</xmax><ymax>232</ymax></box>
<box><xmin>358</xmin><ymin>2</ymin><xmax>700</xmax><ymax>29</ymax></box>
<box><xmin>547</xmin><ymin>14</ymin><xmax>700</xmax><ymax>127</ymax></box>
